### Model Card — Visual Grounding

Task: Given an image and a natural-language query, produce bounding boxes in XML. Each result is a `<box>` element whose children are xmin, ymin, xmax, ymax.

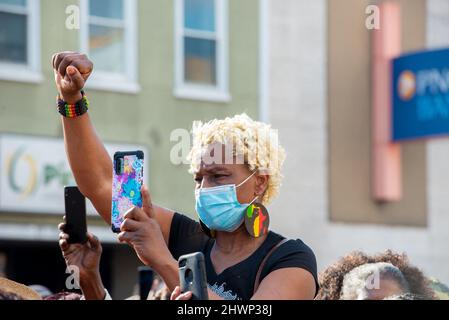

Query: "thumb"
<box><xmin>54</xmin><ymin>68</ymin><xmax>62</xmax><ymax>83</ymax></box>
<box><xmin>141</xmin><ymin>185</ymin><xmax>155</xmax><ymax>219</ymax></box>
<box><xmin>170</xmin><ymin>286</ymin><xmax>181</xmax><ymax>300</ymax></box>
<box><xmin>177</xmin><ymin>291</ymin><xmax>193</xmax><ymax>300</ymax></box>
<box><xmin>66</xmin><ymin>66</ymin><xmax>84</xmax><ymax>90</ymax></box>
<box><xmin>59</xmin><ymin>238</ymin><xmax>69</xmax><ymax>252</ymax></box>
<box><xmin>87</xmin><ymin>233</ymin><xmax>101</xmax><ymax>251</ymax></box>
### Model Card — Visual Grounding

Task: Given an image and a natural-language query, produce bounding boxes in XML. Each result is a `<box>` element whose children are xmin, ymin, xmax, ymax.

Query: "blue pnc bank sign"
<box><xmin>393</xmin><ymin>48</ymin><xmax>449</xmax><ymax>141</ymax></box>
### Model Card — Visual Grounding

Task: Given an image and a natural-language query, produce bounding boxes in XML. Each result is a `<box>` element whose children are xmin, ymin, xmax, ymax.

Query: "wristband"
<box><xmin>57</xmin><ymin>90</ymin><xmax>89</xmax><ymax>118</ymax></box>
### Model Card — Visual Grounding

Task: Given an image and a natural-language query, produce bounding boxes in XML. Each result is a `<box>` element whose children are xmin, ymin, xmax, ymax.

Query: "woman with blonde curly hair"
<box><xmin>52</xmin><ymin>52</ymin><xmax>318</xmax><ymax>300</ymax></box>
<box><xmin>316</xmin><ymin>250</ymin><xmax>436</xmax><ymax>300</ymax></box>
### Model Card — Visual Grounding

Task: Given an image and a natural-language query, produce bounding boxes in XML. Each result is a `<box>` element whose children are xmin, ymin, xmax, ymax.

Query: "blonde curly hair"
<box><xmin>187</xmin><ymin>113</ymin><xmax>286</xmax><ymax>205</ymax></box>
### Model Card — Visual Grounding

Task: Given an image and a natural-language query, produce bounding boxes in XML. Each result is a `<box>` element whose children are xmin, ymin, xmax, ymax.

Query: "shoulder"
<box><xmin>277</xmin><ymin>237</ymin><xmax>317</xmax><ymax>263</ymax></box>
<box><xmin>262</xmin><ymin>232</ymin><xmax>318</xmax><ymax>290</ymax></box>
<box><xmin>266</xmin><ymin>232</ymin><xmax>317</xmax><ymax>265</ymax></box>
<box><xmin>171</xmin><ymin>211</ymin><xmax>199</xmax><ymax>228</ymax></box>
<box><xmin>168</xmin><ymin>212</ymin><xmax>211</xmax><ymax>260</ymax></box>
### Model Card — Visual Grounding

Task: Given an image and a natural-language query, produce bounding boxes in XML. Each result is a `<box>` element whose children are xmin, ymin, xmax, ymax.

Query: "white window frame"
<box><xmin>174</xmin><ymin>0</ymin><xmax>230</xmax><ymax>102</ymax></box>
<box><xmin>80</xmin><ymin>0</ymin><xmax>139</xmax><ymax>94</ymax></box>
<box><xmin>0</xmin><ymin>0</ymin><xmax>42</xmax><ymax>83</ymax></box>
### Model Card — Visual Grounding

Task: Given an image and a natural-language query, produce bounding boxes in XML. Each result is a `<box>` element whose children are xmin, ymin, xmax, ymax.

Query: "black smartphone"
<box><xmin>138</xmin><ymin>266</ymin><xmax>154</xmax><ymax>301</ymax></box>
<box><xmin>64</xmin><ymin>186</ymin><xmax>87</xmax><ymax>244</ymax></box>
<box><xmin>178</xmin><ymin>252</ymin><xmax>209</xmax><ymax>300</ymax></box>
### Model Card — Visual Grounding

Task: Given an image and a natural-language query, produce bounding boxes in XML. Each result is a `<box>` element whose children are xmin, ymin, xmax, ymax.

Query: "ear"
<box><xmin>254</xmin><ymin>174</ymin><xmax>269</xmax><ymax>198</ymax></box>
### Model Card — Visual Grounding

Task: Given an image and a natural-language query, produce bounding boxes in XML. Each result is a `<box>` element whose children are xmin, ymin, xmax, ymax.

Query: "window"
<box><xmin>80</xmin><ymin>0</ymin><xmax>139</xmax><ymax>93</ymax></box>
<box><xmin>0</xmin><ymin>0</ymin><xmax>41</xmax><ymax>83</ymax></box>
<box><xmin>175</xmin><ymin>0</ymin><xmax>230</xmax><ymax>102</ymax></box>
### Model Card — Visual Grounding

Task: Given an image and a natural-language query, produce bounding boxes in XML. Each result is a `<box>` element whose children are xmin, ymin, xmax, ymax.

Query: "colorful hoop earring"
<box><xmin>244</xmin><ymin>202</ymin><xmax>270</xmax><ymax>238</ymax></box>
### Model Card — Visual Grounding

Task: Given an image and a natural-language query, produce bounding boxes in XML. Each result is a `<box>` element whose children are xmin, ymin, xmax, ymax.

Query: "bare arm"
<box><xmin>53</xmin><ymin>52</ymin><xmax>174</xmax><ymax>243</ymax></box>
<box><xmin>172</xmin><ymin>267</ymin><xmax>316</xmax><ymax>300</ymax></box>
<box><xmin>62</xmin><ymin>113</ymin><xmax>113</xmax><ymax>223</ymax></box>
<box><xmin>251</xmin><ymin>268</ymin><xmax>316</xmax><ymax>300</ymax></box>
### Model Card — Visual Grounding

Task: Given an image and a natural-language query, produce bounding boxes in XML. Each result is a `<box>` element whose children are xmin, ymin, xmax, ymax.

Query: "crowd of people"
<box><xmin>1</xmin><ymin>51</ymin><xmax>448</xmax><ymax>301</ymax></box>
<box><xmin>1</xmin><ymin>241</ymin><xmax>447</xmax><ymax>300</ymax></box>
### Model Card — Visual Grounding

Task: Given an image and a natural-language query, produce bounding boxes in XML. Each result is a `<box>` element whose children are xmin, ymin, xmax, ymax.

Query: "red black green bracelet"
<box><xmin>57</xmin><ymin>90</ymin><xmax>89</xmax><ymax>118</ymax></box>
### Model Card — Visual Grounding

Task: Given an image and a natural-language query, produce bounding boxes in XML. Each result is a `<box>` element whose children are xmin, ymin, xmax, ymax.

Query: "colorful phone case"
<box><xmin>111</xmin><ymin>151</ymin><xmax>144</xmax><ymax>233</ymax></box>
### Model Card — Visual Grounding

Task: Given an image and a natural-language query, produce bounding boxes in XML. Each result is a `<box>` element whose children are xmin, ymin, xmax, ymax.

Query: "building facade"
<box><xmin>267</xmin><ymin>0</ymin><xmax>449</xmax><ymax>286</ymax></box>
<box><xmin>1</xmin><ymin>0</ymin><xmax>448</xmax><ymax>299</ymax></box>
<box><xmin>0</xmin><ymin>0</ymin><xmax>260</xmax><ymax>298</ymax></box>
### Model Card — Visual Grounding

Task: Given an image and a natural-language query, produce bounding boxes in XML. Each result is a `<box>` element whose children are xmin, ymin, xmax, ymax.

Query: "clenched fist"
<box><xmin>52</xmin><ymin>52</ymin><xmax>93</xmax><ymax>104</ymax></box>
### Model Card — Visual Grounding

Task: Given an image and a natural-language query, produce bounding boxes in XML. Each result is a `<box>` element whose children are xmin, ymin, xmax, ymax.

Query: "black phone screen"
<box><xmin>138</xmin><ymin>266</ymin><xmax>154</xmax><ymax>300</ymax></box>
<box><xmin>64</xmin><ymin>186</ymin><xmax>87</xmax><ymax>244</ymax></box>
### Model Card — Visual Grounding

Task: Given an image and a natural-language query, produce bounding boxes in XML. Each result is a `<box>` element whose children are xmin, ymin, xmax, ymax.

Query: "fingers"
<box><xmin>141</xmin><ymin>185</ymin><xmax>155</xmax><ymax>219</ymax></box>
<box><xmin>59</xmin><ymin>238</ymin><xmax>69</xmax><ymax>251</ymax></box>
<box><xmin>58</xmin><ymin>216</ymin><xmax>70</xmax><ymax>250</ymax></box>
<box><xmin>53</xmin><ymin>51</ymin><xmax>75</xmax><ymax>75</ymax></box>
<box><xmin>58</xmin><ymin>222</ymin><xmax>66</xmax><ymax>232</ymax></box>
<box><xmin>66</xmin><ymin>66</ymin><xmax>84</xmax><ymax>89</ymax></box>
<box><xmin>52</xmin><ymin>53</ymin><xmax>57</xmax><ymax>69</ymax></box>
<box><xmin>76</xmin><ymin>58</ymin><xmax>94</xmax><ymax>79</ymax></box>
<box><xmin>58</xmin><ymin>54</ymin><xmax>77</xmax><ymax>78</ymax></box>
<box><xmin>117</xmin><ymin>231</ymin><xmax>132</xmax><ymax>244</ymax></box>
<box><xmin>52</xmin><ymin>52</ymin><xmax>93</xmax><ymax>79</ymax></box>
<box><xmin>123</xmin><ymin>206</ymin><xmax>146</xmax><ymax>222</ymax></box>
<box><xmin>120</xmin><ymin>217</ymin><xmax>140</xmax><ymax>232</ymax></box>
<box><xmin>176</xmin><ymin>292</ymin><xmax>193</xmax><ymax>300</ymax></box>
<box><xmin>52</xmin><ymin>52</ymin><xmax>69</xmax><ymax>69</ymax></box>
<box><xmin>170</xmin><ymin>287</ymin><xmax>192</xmax><ymax>300</ymax></box>
<box><xmin>118</xmin><ymin>208</ymin><xmax>148</xmax><ymax>243</ymax></box>
<box><xmin>58</xmin><ymin>233</ymin><xmax>82</xmax><ymax>255</ymax></box>
<box><xmin>59</xmin><ymin>231</ymin><xmax>70</xmax><ymax>250</ymax></box>
<box><xmin>87</xmin><ymin>233</ymin><xmax>101</xmax><ymax>251</ymax></box>
<box><xmin>52</xmin><ymin>52</ymin><xmax>63</xmax><ymax>70</ymax></box>
<box><xmin>59</xmin><ymin>231</ymin><xmax>69</xmax><ymax>241</ymax></box>
<box><xmin>170</xmin><ymin>286</ymin><xmax>181</xmax><ymax>300</ymax></box>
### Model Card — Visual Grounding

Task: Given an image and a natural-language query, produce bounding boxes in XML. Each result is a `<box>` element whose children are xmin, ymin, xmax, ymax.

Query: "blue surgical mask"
<box><xmin>195</xmin><ymin>171</ymin><xmax>258</xmax><ymax>232</ymax></box>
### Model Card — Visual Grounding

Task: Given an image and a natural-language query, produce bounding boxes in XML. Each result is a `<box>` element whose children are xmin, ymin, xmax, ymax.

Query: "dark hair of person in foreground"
<box><xmin>316</xmin><ymin>250</ymin><xmax>436</xmax><ymax>300</ymax></box>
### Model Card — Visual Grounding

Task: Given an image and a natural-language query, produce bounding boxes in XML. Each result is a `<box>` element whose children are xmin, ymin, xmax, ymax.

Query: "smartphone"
<box><xmin>138</xmin><ymin>266</ymin><xmax>154</xmax><ymax>301</ymax></box>
<box><xmin>178</xmin><ymin>252</ymin><xmax>209</xmax><ymax>300</ymax></box>
<box><xmin>111</xmin><ymin>151</ymin><xmax>144</xmax><ymax>233</ymax></box>
<box><xmin>64</xmin><ymin>186</ymin><xmax>87</xmax><ymax>244</ymax></box>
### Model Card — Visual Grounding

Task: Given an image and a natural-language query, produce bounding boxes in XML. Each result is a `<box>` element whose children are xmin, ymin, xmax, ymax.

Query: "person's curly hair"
<box><xmin>316</xmin><ymin>250</ymin><xmax>436</xmax><ymax>300</ymax></box>
<box><xmin>0</xmin><ymin>288</ymin><xmax>23</xmax><ymax>300</ymax></box>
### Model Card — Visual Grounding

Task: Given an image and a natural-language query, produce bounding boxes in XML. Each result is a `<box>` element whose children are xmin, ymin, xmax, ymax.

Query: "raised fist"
<box><xmin>52</xmin><ymin>52</ymin><xmax>93</xmax><ymax>103</ymax></box>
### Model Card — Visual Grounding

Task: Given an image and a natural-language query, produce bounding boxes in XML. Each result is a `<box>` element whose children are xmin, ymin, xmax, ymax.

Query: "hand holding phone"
<box><xmin>178</xmin><ymin>252</ymin><xmax>209</xmax><ymax>300</ymax></box>
<box><xmin>111</xmin><ymin>151</ymin><xmax>144</xmax><ymax>233</ymax></box>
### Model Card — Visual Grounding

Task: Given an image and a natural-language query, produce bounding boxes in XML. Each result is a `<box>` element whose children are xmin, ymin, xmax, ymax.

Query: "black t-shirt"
<box><xmin>168</xmin><ymin>213</ymin><xmax>319</xmax><ymax>300</ymax></box>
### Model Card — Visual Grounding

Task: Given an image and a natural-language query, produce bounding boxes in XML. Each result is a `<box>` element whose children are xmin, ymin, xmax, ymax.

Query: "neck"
<box><xmin>214</xmin><ymin>225</ymin><xmax>268</xmax><ymax>255</ymax></box>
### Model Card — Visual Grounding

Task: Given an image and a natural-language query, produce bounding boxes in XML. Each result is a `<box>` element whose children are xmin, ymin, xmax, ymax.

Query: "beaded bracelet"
<box><xmin>57</xmin><ymin>90</ymin><xmax>89</xmax><ymax>118</ymax></box>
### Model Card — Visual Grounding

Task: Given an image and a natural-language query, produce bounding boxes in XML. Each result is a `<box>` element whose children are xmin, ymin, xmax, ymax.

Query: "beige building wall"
<box><xmin>268</xmin><ymin>0</ymin><xmax>449</xmax><ymax>284</ymax></box>
<box><xmin>328</xmin><ymin>0</ymin><xmax>427</xmax><ymax>227</ymax></box>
